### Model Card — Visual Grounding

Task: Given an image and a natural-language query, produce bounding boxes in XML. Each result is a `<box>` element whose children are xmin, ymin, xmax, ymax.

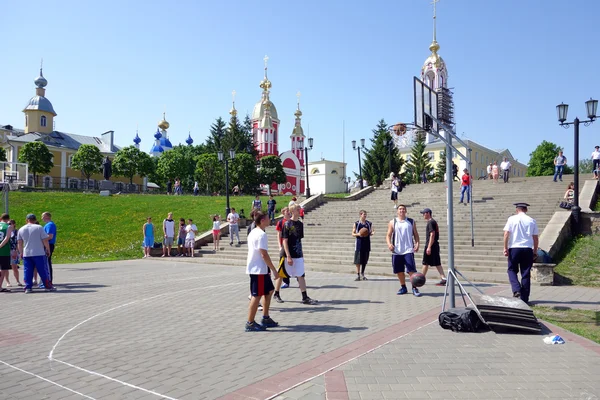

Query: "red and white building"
<box><xmin>251</xmin><ymin>62</ymin><xmax>306</xmax><ymax>195</ymax></box>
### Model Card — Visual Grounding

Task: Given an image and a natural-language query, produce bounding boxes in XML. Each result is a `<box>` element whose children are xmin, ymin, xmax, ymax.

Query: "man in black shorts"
<box><xmin>246</xmin><ymin>211</ymin><xmax>280</xmax><ymax>331</ymax></box>
<box><xmin>420</xmin><ymin>208</ymin><xmax>446</xmax><ymax>285</ymax></box>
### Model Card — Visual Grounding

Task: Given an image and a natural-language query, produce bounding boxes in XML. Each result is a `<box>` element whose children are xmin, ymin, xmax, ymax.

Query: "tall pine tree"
<box><xmin>205</xmin><ymin>117</ymin><xmax>227</xmax><ymax>153</ymax></box>
<box><xmin>361</xmin><ymin>119</ymin><xmax>404</xmax><ymax>186</ymax></box>
<box><xmin>404</xmin><ymin>132</ymin><xmax>432</xmax><ymax>184</ymax></box>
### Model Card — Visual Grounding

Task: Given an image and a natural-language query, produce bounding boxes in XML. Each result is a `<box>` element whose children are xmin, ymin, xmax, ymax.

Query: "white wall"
<box><xmin>308</xmin><ymin>161</ymin><xmax>347</xmax><ymax>194</ymax></box>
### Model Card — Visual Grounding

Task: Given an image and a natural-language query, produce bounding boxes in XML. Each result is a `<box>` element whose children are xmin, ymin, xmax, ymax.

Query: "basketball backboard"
<box><xmin>414</xmin><ymin>76</ymin><xmax>438</xmax><ymax>133</ymax></box>
<box><xmin>0</xmin><ymin>162</ymin><xmax>28</xmax><ymax>185</ymax></box>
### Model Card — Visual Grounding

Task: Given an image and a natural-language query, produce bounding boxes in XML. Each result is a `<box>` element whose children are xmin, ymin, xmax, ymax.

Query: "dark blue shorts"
<box><xmin>249</xmin><ymin>274</ymin><xmax>275</xmax><ymax>297</ymax></box>
<box><xmin>392</xmin><ymin>253</ymin><xmax>416</xmax><ymax>274</ymax></box>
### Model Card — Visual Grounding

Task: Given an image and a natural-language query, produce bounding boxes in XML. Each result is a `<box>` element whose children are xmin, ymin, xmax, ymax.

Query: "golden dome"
<box><xmin>229</xmin><ymin>107</ymin><xmax>237</xmax><ymax>116</ymax></box>
<box><xmin>158</xmin><ymin>119</ymin><xmax>169</xmax><ymax>130</ymax></box>
<box><xmin>429</xmin><ymin>40</ymin><xmax>440</xmax><ymax>53</ymax></box>
<box><xmin>260</xmin><ymin>78</ymin><xmax>272</xmax><ymax>91</ymax></box>
<box><xmin>158</xmin><ymin>112</ymin><xmax>169</xmax><ymax>130</ymax></box>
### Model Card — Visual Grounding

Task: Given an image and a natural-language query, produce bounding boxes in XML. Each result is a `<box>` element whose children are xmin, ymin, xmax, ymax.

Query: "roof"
<box><xmin>252</xmin><ymin>99</ymin><xmax>279</xmax><ymax>122</ymax></box>
<box><xmin>6</xmin><ymin>130</ymin><xmax>120</xmax><ymax>153</ymax></box>
<box><xmin>23</xmin><ymin>95</ymin><xmax>57</xmax><ymax>115</ymax></box>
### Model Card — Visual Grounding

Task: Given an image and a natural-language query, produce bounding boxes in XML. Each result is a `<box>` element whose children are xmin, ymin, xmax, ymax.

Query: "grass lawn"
<box><xmin>324</xmin><ymin>193</ymin><xmax>350</xmax><ymax>199</ymax></box>
<box><xmin>553</xmin><ymin>234</ymin><xmax>600</xmax><ymax>287</ymax></box>
<box><xmin>9</xmin><ymin>192</ymin><xmax>290</xmax><ymax>264</ymax></box>
<box><xmin>532</xmin><ymin>306</ymin><xmax>600</xmax><ymax>344</ymax></box>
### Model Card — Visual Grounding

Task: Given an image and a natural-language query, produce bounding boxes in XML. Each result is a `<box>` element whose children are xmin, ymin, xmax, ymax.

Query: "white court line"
<box><xmin>265</xmin><ymin>319</ymin><xmax>438</xmax><ymax>400</ymax></box>
<box><xmin>48</xmin><ymin>280</ymin><xmax>246</xmax><ymax>360</ymax></box>
<box><xmin>51</xmin><ymin>359</ymin><xmax>178</xmax><ymax>400</ymax></box>
<box><xmin>0</xmin><ymin>359</ymin><xmax>97</xmax><ymax>400</ymax></box>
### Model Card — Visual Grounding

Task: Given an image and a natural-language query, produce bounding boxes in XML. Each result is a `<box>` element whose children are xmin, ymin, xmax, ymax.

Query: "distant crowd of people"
<box><xmin>0</xmin><ymin>212</ymin><xmax>57</xmax><ymax>293</ymax></box>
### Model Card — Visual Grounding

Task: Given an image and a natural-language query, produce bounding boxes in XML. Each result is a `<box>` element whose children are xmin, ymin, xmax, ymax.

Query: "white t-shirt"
<box><xmin>592</xmin><ymin>151</ymin><xmax>600</xmax><ymax>160</ymax></box>
<box><xmin>391</xmin><ymin>179</ymin><xmax>399</xmax><ymax>193</ymax></box>
<box><xmin>486</xmin><ymin>165</ymin><xmax>492</xmax><ymax>174</ymax></box>
<box><xmin>246</xmin><ymin>228</ymin><xmax>268</xmax><ymax>274</ymax></box>
<box><xmin>503</xmin><ymin>213</ymin><xmax>539</xmax><ymax>249</ymax></box>
<box><xmin>185</xmin><ymin>224</ymin><xmax>197</xmax><ymax>240</ymax></box>
<box><xmin>500</xmin><ymin>161</ymin><xmax>511</xmax><ymax>170</ymax></box>
<box><xmin>212</xmin><ymin>221</ymin><xmax>220</xmax><ymax>230</ymax></box>
<box><xmin>16</xmin><ymin>224</ymin><xmax>48</xmax><ymax>257</ymax></box>
<box><xmin>227</xmin><ymin>213</ymin><xmax>239</xmax><ymax>226</ymax></box>
<box><xmin>288</xmin><ymin>200</ymin><xmax>298</xmax><ymax>207</ymax></box>
<box><xmin>163</xmin><ymin>219</ymin><xmax>175</xmax><ymax>237</ymax></box>
<box><xmin>391</xmin><ymin>217</ymin><xmax>415</xmax><ymax>255</ymax></box>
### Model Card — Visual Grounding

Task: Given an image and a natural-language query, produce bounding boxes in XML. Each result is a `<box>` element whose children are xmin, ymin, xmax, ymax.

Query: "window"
<box><xmin>406</xmin><ymin>155</ymin><xmax>411</xmax><ymax>162</ymax></box>
<box><xmin>41</xmin><ymin>115</ymin><xmax>47</xmax><ymax>127</ymax></box>
<box><xmin>311</xmin><ymin>168</ymin><xmax>320</xmax><ymax>174</ymax></box>
<box><xmin>486</xmin><ymin>156</ymin><xmax>488</xmax><ymax>165</ymax></box>
<box><xmin>68</xmin><ymin>178</ymin><xmax>79</xmax><ymax>189</ymax></box>
<box><xmin>25</xmin><ymin>115</ymin><xmax>28</xmax><ymax>127</ymax></box>
<box><xmin>475</xmin><ymin>152</ymin><xmax>478</xmax><ymax>162</ymax></box>
<box><xmin>43</xmin><ymin>176</ymin><xmax>52</xmax><ymax>188</ymax></box>
<box><xmin>428</xmin><ymin>152</ymin><xmax>435</xmax><ymax>160</ymax></box>
<box><xmin>452</xmin><ymin>151</ymin><xmax>457</xmax><ymax>159</ymax></box>
<box><xmin>331</xmin><ymin>170</ymin><xmax>338</xmax><ymax>174</ymax></box>
<box><xmin>475</xmin><ymin>168</ymin><xmax>478</xmax><ymax>178</ymax></box>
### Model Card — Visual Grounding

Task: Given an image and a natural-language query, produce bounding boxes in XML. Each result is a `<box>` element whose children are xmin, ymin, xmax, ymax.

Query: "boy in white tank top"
<box><xmin>386</xmin><ymin>205</ymin><xmax>422</xmax><ymax>297</ymax></box>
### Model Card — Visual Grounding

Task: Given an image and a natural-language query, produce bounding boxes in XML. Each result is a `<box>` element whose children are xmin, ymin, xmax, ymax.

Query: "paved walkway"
<box><xmin>0</xmin><ymin>260</ymin><xmax>598</xmax><ymax>399</ymax></box>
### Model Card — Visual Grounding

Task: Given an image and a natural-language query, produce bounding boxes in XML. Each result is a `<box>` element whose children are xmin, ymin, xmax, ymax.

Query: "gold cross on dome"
<box><xmin>232</xmin><ymin>90</ymin><xmax>236</xmax><ymax>103</ymax></box>
<box><xmin>296</xmin><ymin>91</ymin><xmax>301</xmax><ymax>105</ymax></box>
<box><xmin>431</xmin><ymin>0</ymin><xmax>439</xmax><ymax>17</ymax></box>
<box><xmin>264</xmin><ymin>55</ymin><xmax>269</xmax><ymax>69</ymax></box>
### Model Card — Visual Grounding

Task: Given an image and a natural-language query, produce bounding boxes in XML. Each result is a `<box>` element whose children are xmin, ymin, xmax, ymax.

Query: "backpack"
<box><xmin>438</xmin><ymin>308</ymin><xmax>483</xmax><ymax>332</ymax></box>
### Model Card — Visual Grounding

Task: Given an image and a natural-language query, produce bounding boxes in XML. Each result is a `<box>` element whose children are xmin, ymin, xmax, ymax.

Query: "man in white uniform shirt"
<box><xmin>500</xmin><ymin>157</ymin><xmax>512</xmax><ymax>183</ymax></box>
<box><xmin>246</xmin><ymin>211</ymin><xmax>280</xmax><ymax>331</ymax></box>
<box><xmin>592</xmin><ymin>145</ymin><xmax>600</xmax><ymax>180</ymax></box>
<box><xmin>227</xmin><ymin>207</ymin><xmax>241</xmax><ymax>246</ymax></box>
<box><xmin>503</xmin><ymin>202</ymin><xmax>539</xmax><ymax>304</ymax></box>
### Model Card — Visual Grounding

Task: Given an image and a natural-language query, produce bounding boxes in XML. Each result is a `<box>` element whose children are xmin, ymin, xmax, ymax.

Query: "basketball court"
<box><xmin>0</xmin><ymin>259</ymin><xmax>462</xmax><ymax>399</ymax></box>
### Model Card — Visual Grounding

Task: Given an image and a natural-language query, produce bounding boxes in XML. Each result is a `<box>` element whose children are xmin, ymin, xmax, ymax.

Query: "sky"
<box><xmin>2</xmin><ymin>0</ymin><xmax>599</xmax><ymax>178</ymax></box>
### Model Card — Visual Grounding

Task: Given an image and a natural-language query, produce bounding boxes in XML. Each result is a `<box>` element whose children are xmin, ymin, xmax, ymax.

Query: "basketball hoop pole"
<box><xmin>445</xmin><ymin>135</ymin><xmax>455</xmax><ymax>307</ymax></box>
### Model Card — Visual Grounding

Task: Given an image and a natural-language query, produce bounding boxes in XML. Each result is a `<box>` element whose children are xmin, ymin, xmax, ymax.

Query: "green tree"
<box><xmin>169</xmin><ymin>144</ymin><xmax>207</xmax><ymax>191</ymax></box>
<box><xmin>259</xmin><ymin>155</ymin><xmax>286</xmax><ymax>195</ymax></box>
<box><xmin>0</xmin><ymin>147</ymin><xmax>6</xmax><ymax>162</ymax></box>
<box><xmin>18</xmin><ymin>141</ymin><xmax>54</xmax><ymax>186</ymax></box>
<box><xmin>527</xmin><ymin>141</ymin><xmax>573</xmax><ymax>176</ymax></box>
<box><xmin>195</xmin><ymin>153</ymin><xmax>224</xmax><ymax>194</ymax></box>
<box><xmin>113</xmin><ymin>146</ymin><xmax>155</xmax><ymax>185</ymax></box>
<box><xmin>156</xmin><ymin>150</ymin><xmax>189</xmax><ymax>185</ymax></box>
<box><xmin>579</xmin><ymin>159</ymin><xmax>593</xmax><ymax>174</ymax></box>
<box><xmin>361</xmin><ymin>119</ymin><xmax>404</xmax><ymax>186</ymax></box>
<box><xmin>70</xmin><ymin>144</ymin><xmax>103</xmax><ymax>188</ymax></box>
<box><xmin>231</xmin><ymin>152</ymin><xmax>260</xmax><ymax>194</ymax></box>
<box><xmin>222</xmin><ymin>114</ymin><xmax>255</xmax><ymax>155</ymax></box>
<box><xmin>404</xmin><ymin>132</ymin><xmax>431</xmax><ymax>184</ymax></box>
<box><xmin>205</xmin><ymin>117</ymin><xmax>227</xmax><ymax>153</ymax></box>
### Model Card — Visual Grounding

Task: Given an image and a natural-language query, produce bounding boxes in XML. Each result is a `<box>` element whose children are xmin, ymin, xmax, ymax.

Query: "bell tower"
<box><xmin>23</xmin><ymin>61</ymin><xmax>57</xmax><ymax>134</ymax></box>
<box><xmin>251</xmin><ymin>55</ymin><xmax>280</xmax><ymax>158</ymax></box>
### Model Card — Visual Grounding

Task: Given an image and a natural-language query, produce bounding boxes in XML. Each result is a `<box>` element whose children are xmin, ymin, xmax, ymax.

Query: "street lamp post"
<box><xmin>302</xmin><ymin>137</ymin><xmax>314</xmax><ymax>197</ymax></box>
<box><xmin>556</xmin><ymin>98</ymin><xmax>598</xmax><ymax>226</ymax></box>
<box><xmin>352</xmin><ymin>138</ymin><xmax>366</xmax><ymax>189</ymax></box>
<box><xmin>218</xmin><ymin>149</ymin><xmax>236</xmax><ymax>217</ymax></box>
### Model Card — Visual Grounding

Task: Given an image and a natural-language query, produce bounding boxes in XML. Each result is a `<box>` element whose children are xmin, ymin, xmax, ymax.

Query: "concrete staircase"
<box><xmin>195</xmin><ymin>176</ymin><xmax>580</xmax><ymax>283</ymax></box>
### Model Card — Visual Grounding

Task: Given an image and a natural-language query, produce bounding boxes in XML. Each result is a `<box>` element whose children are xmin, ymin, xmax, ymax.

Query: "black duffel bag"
<box><xmin>439</xmin><ymin>307</ymin><xmax>483</xmax><ymax>332</ymax></box>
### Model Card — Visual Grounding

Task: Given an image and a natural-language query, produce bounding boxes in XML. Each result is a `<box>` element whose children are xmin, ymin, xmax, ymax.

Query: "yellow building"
<box><xmin>397</xmin><ymin>137</ymin><xmax>528</xmax><ymax>180</ymax></box>
<box><xmin>0</xmin><ymin>67</ymin><xmax>145</xmax><ymax>191</ymax></box>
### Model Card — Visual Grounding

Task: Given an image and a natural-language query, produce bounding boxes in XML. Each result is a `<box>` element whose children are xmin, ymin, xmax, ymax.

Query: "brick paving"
<box><xmin>0</xmin><ymin>259</ymin><xmax>598</xmax><ymax>399</ymax></box>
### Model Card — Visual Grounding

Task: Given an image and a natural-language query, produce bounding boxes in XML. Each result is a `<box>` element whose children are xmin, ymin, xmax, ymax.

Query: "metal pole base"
<box><xmin>305</xmin><ymin>188</ymin><xmax>311</xmax><ymax>198</ymax></box>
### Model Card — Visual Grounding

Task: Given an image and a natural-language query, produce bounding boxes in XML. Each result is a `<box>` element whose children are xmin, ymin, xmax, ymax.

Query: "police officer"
<box><xmin>503</xmin><ymin>203</ymin><xmax>539</xmax><ymax>303</ymax></box>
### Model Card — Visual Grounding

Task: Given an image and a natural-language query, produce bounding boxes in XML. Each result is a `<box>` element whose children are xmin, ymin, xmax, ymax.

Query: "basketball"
<box><xmin>410</xmin><ymin>273</ymin><xmax>426</xmax><ymax>287</ymax></box>
<box><xmin>359</xmin><ymin>227</ymin><xmax>369</xmax><ymax>237</ymax></box>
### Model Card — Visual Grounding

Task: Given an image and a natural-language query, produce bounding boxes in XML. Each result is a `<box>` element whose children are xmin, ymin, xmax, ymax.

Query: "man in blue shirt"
<box><xmin>42</xmin><ymin>212</ymin><xmax>56</xmax><ymax>282</ymax></box>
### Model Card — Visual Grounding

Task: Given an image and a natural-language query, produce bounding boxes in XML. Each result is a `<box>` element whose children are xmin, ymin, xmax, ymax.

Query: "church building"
<box><xmin>0</xmin><ymin>66</ymin><xmax>145</xmax><ymax>190</ymax></box>
<box><xmin>250</xmin><ymin>58</ymin><xmax>307</xmax><ymax>195</ymax></box>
